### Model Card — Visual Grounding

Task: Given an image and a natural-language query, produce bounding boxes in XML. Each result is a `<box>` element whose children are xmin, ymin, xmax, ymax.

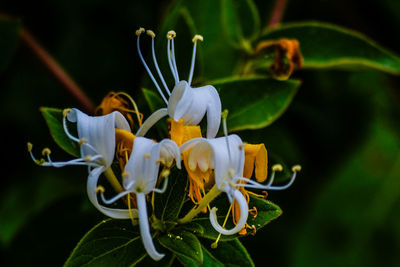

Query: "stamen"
<box><xmin>27</xmin><ymin>142</ymin><xmax>33</xmax><ymax>152</ymax></box>
<box><xmin>250</xmin><ymin>225</ymin><xmax>257</xmax><ymax>235</ymax></box>
<box><xmin>96</xmin><ymin>186</ymin><xmax>105</xmax><ymax>194</ymax></box>
<box><xmin>41</xmin><ymin>148</ymin><xmax>51</xmax><ymax>156</ymax></box>
<box><xmin>292</xmin><ymin>165</ymin><xmax>302</xmax><ymax>172</ymax></box>
<box><xmin>79</xmin><ymin>138</ymin><xmax>88</xmax><ymax>146</ymax></box>
<box><xmin>147</xmin><ymin>30</ymin><xmax>171</xmax><ymax>96</ymax></box>
<box><xmin>221</xmin><ymin>110</ymin><xmax>232</xmax><ymax>165</ymax></box>
<box><xmin>85</xmin><ymin>155</ymin><xmax>92</xmax><ymax>162</ymax></box>
<box><xmin>272</xmin><ymin>164</ymin><xmax>283</xmax><ymax>172</ymax></box>
<box><xmin>136</xmin><ymin>27</ymin><xmax>168</xmax><ymax>104</ymax></box>
<box><xmin>167</xmin><ymin>38</ymin><xmax>179</xmax><ymax>83</ymax></box>
<box><xmin>160</xmin><ymin>169</ymin><xmax>170</xmax><ymax>177</ymax></box>
<box><xmin>62</xmin><ymin>112</ymin><xmax>80</xmax><ymax>143</ymax></box>
<box><xmin>211</xmin><ymin>204</ymin><xmax>233</xmax><ymax>249</ymax></box>
<box><xmin>188</xmin><ymin>34</ymin><xmax>203</xmax><ymax>85</ymax></box>
<box><xmin>144</xmin><ymin>153</ymin><xmax>151</xmax><ymax>159</ymax></box>
<box><xmin>169</xmin><ymin>31</ymin><xmax>180</xmax><ymax>82</ymax></box>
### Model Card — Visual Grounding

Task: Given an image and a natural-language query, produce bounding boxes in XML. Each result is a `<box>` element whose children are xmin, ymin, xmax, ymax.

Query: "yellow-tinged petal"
<box><xmin>169</xmin><ymin>118</ymin><xmax>202</xmax><ymax>146</ymax></box>
<box><xmin>115</xmin><ymin>129</ymin><xmax>136</xmax><ymax>170</ymax></box>
<box><xmin>244</xmin><ymin>144</ymin><xmax>268</xmax><ymax>182</ymax></box>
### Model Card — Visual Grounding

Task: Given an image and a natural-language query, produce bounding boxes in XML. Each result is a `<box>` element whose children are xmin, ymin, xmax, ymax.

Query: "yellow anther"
<box><xmin>42</xmin><ymin>148</ymin><xmax>51</xmax><ymax>156</ymax></box>
<box><xmin>167</xmin><ymin>30</ymin><xmax>176</xmax><ymax>39</ymax></box>
<box><xmin>146</xmin><ymin>30</ymin><xmax>155</xmax><ymax>38</ymax></box>
<box><xmin>63</xmin><ymin>108</ymin><xmax>72</xmax><ymax>117</ymax></box>
<box><xmin>292</xmin><ymin>165</ymin><xmax>302</xmax><ymax>172</ymax></box>
<box><xmin>96</xmin><ymin>186</ymin><xmax>105</xmax><ymax>194</ymax></box>
<box><xmin>211</xmin><ymin>242</ymin><xmax>218</xmax><ymax>249</ymax></box>
<box><xmin>250</xmin><ymin>225</ymin><xmax>257</xmax><ymax>235</ymax></box>
<box><xmin>272</xmin><ymin>164</ymin><xmax>283</xmax><ymax>172</ymax></box>
<box><xmin>122</xmin><ymin>171</ymin><xmax>130</xmax><ymax>178</ymax></box>
<box><xmin>27</xmin><ymin>142</ymin><xmax>33</xmax><ymax>152</ymax></box>
<box><xmin>228</xmin><ymin>168</ymin><xmax>235</xmax><ymax>178</ymax></box>
<box><xmin>192</xmin><ymin>34</ymin><xmax>203</xmax><ymax>43</ymax></box>
<box><xmin>156</xmin><ymin>158</ymin><xmax>166</xmax><ymax>165</ymax></box>
<box><xmin>221</xmin><ymin>109</ymin><xmax>229</xmax><ymax>119</ymax></box>
<box><xmin>135</xmin><ymin>27</ymin><xmax>145</xmax><ymax>36</ymax></box>
<box><xmin>144</xmin><ymin>153</ymin><xmax>151</xmax><ymax>159</ymax></box>
<box><xmin>85</xmin><ymin>155</ymin><xmax>92</xmax><ymax>162</ymax></box>
<box><xmin>161</xmin><ymin>169</ymin><xmax>170</xmax><ymax>178</ymax></box>
<box><xmin>79</xmin><ymin>138</ymin><xmax>88</xmax><ymax>146</ymax></box>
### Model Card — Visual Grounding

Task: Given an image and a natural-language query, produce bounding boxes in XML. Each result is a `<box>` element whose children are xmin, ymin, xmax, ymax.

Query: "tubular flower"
<box><xmin>180</xmin><ymin>134</ymin><xmax>300</xmax><ymax>236</ymax></box>
<box><xmin>134</xmin><ymin>28</ymin><xmax>221</xmax><ymax>139</ymax></box>
<box><xmin>98</xmin><ymin>137</ymin><xmax>181</xmax><ymax>261</ymax></box>
<box><xmin>169</xmin><ymin>119</ymin><xmax>212</xmax><ymax>208</ymax></box>
<box><xmin>28</xmin><ymin>108</ymin><xmax>136</xmax><ymax>219</ymax></box>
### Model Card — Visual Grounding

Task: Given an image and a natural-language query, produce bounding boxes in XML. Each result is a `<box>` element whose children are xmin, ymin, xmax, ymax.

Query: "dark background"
<box><xmin>1</xmin><ymin>0</ymin><xmax>399</xmax><ymax>266</ymax></box>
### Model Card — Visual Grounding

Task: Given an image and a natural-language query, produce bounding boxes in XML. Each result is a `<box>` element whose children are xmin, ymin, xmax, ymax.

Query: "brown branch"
<box><xmin>268</xmin><ymin>0</ymin><xmax>287</xmax><ymax>28</ymax></box>
<box><xmin>20</xmin><ymin>27</ymin><xmax>95</xmax><ymax>114</ymax></box>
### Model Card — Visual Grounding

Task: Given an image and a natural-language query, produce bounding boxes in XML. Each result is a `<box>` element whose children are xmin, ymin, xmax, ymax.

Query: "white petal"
<box><xmin>207</xmin><ymin>135</ymin><xmax>244</xmax><ymax>190</ymax></box>
<box><xmin>87</xmin><ymin>166</ymin><xmax>136</xmax><ymax>219</ymax></box>
<box><xmin>124</xmin><ymin>137</ymin><xmax>159</xmax><ymax>194</ymax></box>
<box><xmin>168</xmin><ymin>81</ymin><xmax>192</xmax><ymax>120</ymax></box>
<box><xmin>68</xmin><ymin>109</ymin><xmax>131</xmax><ymax>168</ymax></box>
<box><xmin>136</xmin><ymin>108</ymin><xmax>168</xmax><ymax>137</ymax></box>
<box><xmin>159</xmin><ymin>139</ymin><xmax>181</xmax><ymax>169</ymax></box>
<box><xmin>205</xmin><ymin>85</ymin><xmax>221</xmax><ymax>138</ymax></box>
<box><xmin>137</xmin><ymin>193</ymin><xmax>164</xmax><ymax>261</ymax></box>
<box><xmin>209</xmin><ymin>189</ymin><xmax>248</xmax><ymax>235</ymax></box>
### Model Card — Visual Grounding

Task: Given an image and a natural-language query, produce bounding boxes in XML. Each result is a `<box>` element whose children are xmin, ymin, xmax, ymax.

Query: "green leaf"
<box><xmin>154</xmin><ymin>167</ymin><xmax>188</xmax><ymax>222</ymax></box>
<box><xmin>158</xmin><ymin>230</ymin><xmax>203</xmax><ymax>264</ymax></box>
<box><xmin>65</xmin><ymin>219</ymin><xmax>148</xmax><ymax>267</ymax></box>
<box><xmin>190</xmin><ymin>195</ymin><xmax>282</xmax><ymax>241</ymax></box>
<box><xmin>221</xmin><ymin>0</ymin><xmax>260</xmax><ymax>48</ymax></box>
<box><xmin>142</xmin><ymin>88</ymin><xmax>165</xmax><ymax>113</ymax></box>
<box><xmin>207</xmin><ymin>239</ymin><xmax>255</xmax><ymax>267</ymax></box>
<box><xmin>159</xmin><ymin>0</ymin><xmax>240</xmax><ymax>79</ymax></box>
<box><xmin>176</xmin><ymin>244</ymin><xmax>224</xmax><ymax>267</ymax></box>
<box><xmin>259</xmin><ymin>21</ymin><xmax>400</xmax><ymax>74</ymax></box>
<box><xmin>40</xmin><ymin>107</ymin><xmax>80</xmax><ymax>157</ymax></box>
<box><xmin>177</xmin><ymin>240</ymin><xmax>254</xmax><ymax>267</ymax></box>
<box><xmin>212</xmin><ymin>77</ymin><xmax>300</xmax><ymax>131</ymax></box>
<box><xmin>0</xmin><ymin>16</ymin><xmax>21</xmax><ymax>72</ymax></box>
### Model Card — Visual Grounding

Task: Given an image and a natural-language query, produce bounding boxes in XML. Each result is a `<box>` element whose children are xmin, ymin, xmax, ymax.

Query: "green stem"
<box><xmin>178</xmin><ymin>185</ymin><xmax>222</xmax><ymax>224</ymax></box>
<box><xmin>103</xmin><ymin>167</ymin><xmax>124</xmax><ymax>193</ymax></box>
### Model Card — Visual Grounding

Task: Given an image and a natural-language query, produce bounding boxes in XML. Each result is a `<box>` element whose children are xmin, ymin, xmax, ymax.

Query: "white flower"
<box><xmin>180</xmin><ymin>134</ymin><xmax>299</xmax><ymax>235</ymax></box>
<box><xmin>134</xmin><ymin>28</ymin><xmax>221</xmax><ymax>139</ymax></box>
<box><xmin>99</xmin><ymin>137</ymin><xmax>181</xmax><ymax>261</ymax></box>
<box><xmin>29</xmin><ymin>108</ymin><xmax>136</xmax><ymax>219</ymax></box>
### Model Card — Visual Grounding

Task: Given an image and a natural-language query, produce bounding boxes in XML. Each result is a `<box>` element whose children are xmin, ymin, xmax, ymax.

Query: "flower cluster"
<box><xmin>28</xmin><ymin>28</ymin><xmax>300</xmax><ymax>261</ymax></box>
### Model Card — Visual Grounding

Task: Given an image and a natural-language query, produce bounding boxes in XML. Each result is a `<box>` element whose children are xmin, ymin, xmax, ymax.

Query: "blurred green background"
<box><xmin>1</xmin><ymin>0</ymin><xmax>399</xmax><ymax>266</ymax></box>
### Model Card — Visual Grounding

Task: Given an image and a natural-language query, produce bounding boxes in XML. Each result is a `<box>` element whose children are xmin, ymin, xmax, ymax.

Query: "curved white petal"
<box><xmin>167</xmin><ymin>82</ymin><xmax>221</xmax><ymax>138</ymax></box>
<box><xmin>204</xmin><ymin>85</ymin><xmax>221</xmax><ymax>138</ymax></box>
<box><xmin>209</xmin><ymin>189</ymin><xmax>248</xmax><ymax>235</ymax></box>
<box><xmin>123</xmin><ymin>137</ymin><xmax>160</xmax><ymax>194</ymax></box>
<box><xmin>87</xmin><ymin>166</ymin><xmax>136</xmax><ymax>219</ymax></box>
<box><xmin>67</xmin><ymin>109</ymin><xmax>131</xmax><ymax>169</ymax></box>
<box><xmin>137</xmin><ymin>193</ymin><xmax>164</xmax><ymax>261</ymax></box>
<box><xmin>168</xmin><ymin>81</ymin><xmax>193</xmax><ymax>120</ymax></box>
<box><xmin>136</xmin><ymin>108</ymin><xmax>168</xmax><ymax>137</ymax></box>
<box><xmin>207</xmin><ymin>135</ymin><xmax>244</xmax><ymax>190</ymax></box>
<box><xmin>159</xmin><ymin>139</ymin><xmax>181</xmax><ymax>169</ymax></box>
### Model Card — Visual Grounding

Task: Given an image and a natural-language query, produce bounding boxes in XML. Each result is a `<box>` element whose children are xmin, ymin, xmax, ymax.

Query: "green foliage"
<box><xmin>65</xmin><ymin>219</ymin><xmax>147</xmax><ymax>267</ymax></box>
<box><xmin>213</xmin><ymin>77</ymin><xmax>300</xmax><ymax>132</ymax></box>
<box><xmin>159</xmin><ymin>229</ymin><xmax>203</xmax><ymax>264</ymax></box>
<box><xmin>259</xmin><ymin>22</ymin><xmax>400</xmax><ymax>74</ymax></box>
<box><xmin>221</xmin><ymin>0</ymin><xmax>260</xmax><ymax>48</ymax></box>
<box><xmin>0</xmin><ymin>16</ymin><xmax>21</xmax><ymax>72</ymax></box>
<box><xmin>40</xmin><ymin>107</ymin><xmax>80</xmax><ymax>157</ymax></box>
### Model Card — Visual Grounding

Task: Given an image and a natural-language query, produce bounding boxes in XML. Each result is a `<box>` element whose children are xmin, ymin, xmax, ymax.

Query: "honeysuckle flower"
<box><xmin>29</xmin><ymin>108</ymin><xmax>136</xmax><ymax>219</ymax></box>
<box><xmin>180</xmin><ymin>134</ymin><xmax>300</xmax><ymax>236</ymax></box>
<box><xmin>169</xmin><ymin>119</ymin><xmax>211</xmax><ymax>208</ymax></box>
<box><xmin>134</xmin><ymin>28</ymin><xmax>221</xmax><ymax>139</ymax></box>
<box><xmin>99</xmin><ymin>136</ymin><xmax>181</xmax><ymax>261</ymax></box>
